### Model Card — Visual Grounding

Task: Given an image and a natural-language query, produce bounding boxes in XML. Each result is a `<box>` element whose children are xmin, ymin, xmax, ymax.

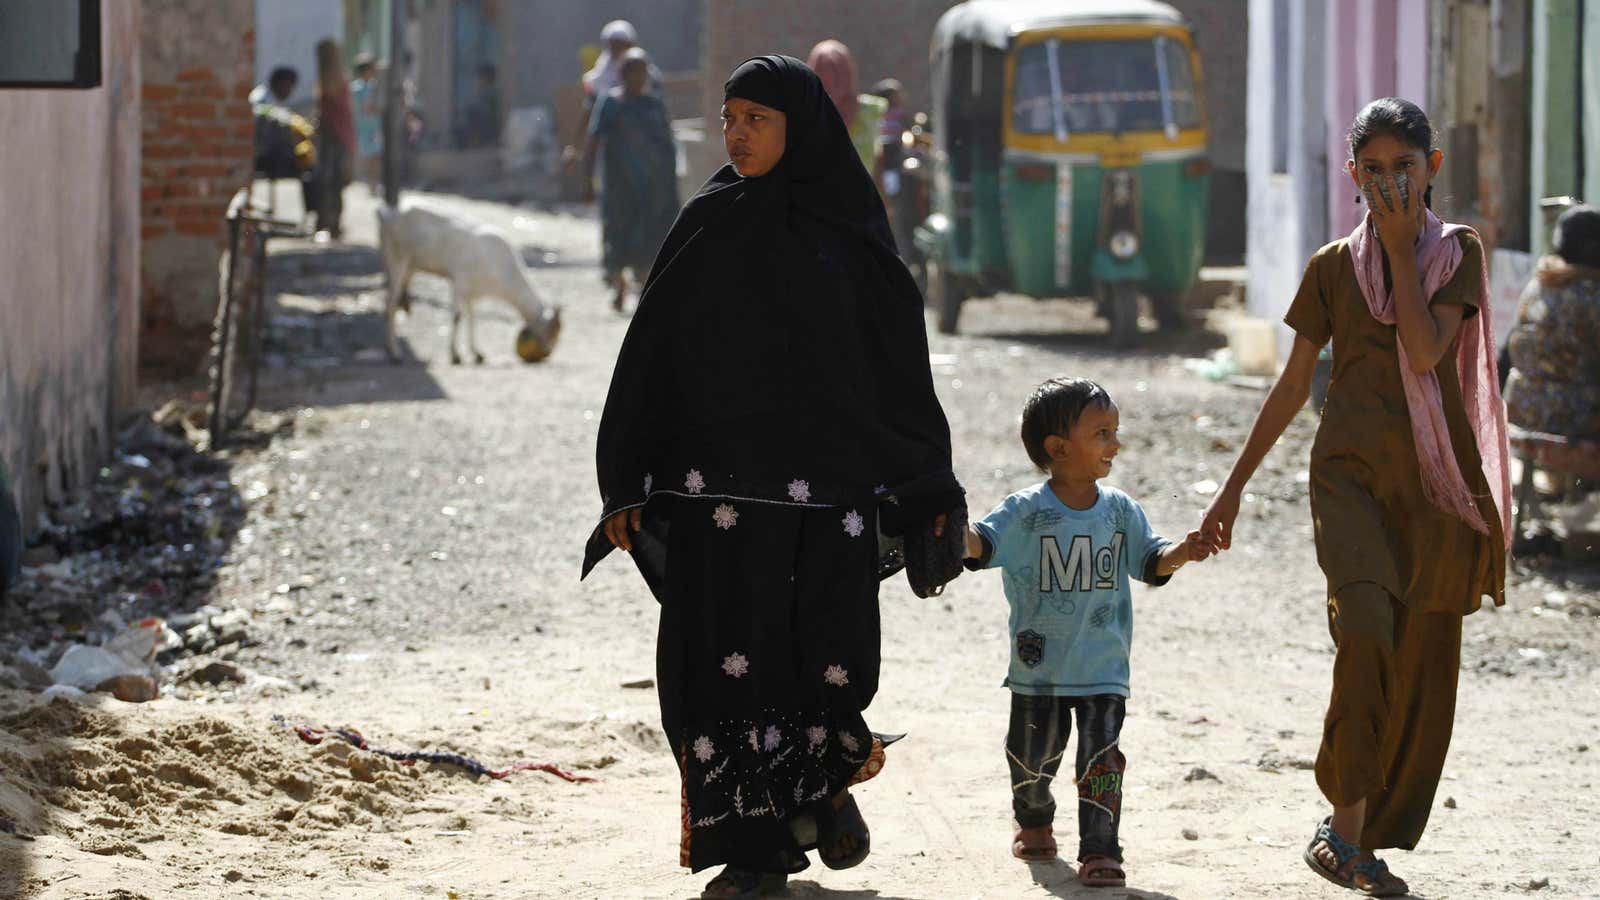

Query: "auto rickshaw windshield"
<box><xmin>1012</xmin><ymin>35</ymin><xmax>1200</xmax><ymax>139</ymax></box>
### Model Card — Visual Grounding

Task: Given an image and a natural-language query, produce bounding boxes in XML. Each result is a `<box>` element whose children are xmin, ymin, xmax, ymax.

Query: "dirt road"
<box><xmin>2</xmin><ymin>190</ymin><xmax>1596</xmax><ymax>900</ymax></box>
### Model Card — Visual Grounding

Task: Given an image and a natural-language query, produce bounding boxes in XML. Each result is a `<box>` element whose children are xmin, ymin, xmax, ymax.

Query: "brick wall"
<box><xmin>139</xmin><ymin>0</ymin><xmax>257</xmax><ymax>374</ymax></box>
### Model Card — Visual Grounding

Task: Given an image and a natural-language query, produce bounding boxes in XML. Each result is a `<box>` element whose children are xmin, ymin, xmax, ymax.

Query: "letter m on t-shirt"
<box><xmin>1040</xmin><ymin>533</ymin><xmax>1124</xmax><ymax>592</ymax></box>
<box><xmin>1040</xmin><ymin>535</ymin><xmax>1093</xmax><ymax>591</ymax></box>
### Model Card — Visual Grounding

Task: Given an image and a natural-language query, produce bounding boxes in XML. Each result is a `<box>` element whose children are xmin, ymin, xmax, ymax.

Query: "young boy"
<box><xmin>963</xmin><ymin>377</ymin><xmax>1213</xmax><ymax>888</ymax></box>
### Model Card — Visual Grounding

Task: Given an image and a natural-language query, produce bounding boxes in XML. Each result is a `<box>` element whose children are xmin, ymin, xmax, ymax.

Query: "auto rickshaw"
<box><xmin>916</xmin><ymin>0</ymin><xmax>1212</xmax><ymax>345</ymax></box>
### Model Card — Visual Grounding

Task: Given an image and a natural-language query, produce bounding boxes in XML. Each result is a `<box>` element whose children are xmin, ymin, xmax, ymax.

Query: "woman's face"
<box><xmin>622</xmin><ymin>63</ymin><xmax>648</xmax><ymax>96</ymax></box>
<box><xmin>721</xmin><ymin>97</ymin><xmax>787</xmax><ymax>178</ymax></box>
<box><xmin>1347</xmin><ymin>133</ymin><xmax>1442</xmax><ymax>209</ymax></box>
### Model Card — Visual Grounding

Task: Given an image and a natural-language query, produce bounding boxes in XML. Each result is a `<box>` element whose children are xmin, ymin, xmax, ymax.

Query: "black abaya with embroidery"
<box><xmin>581</xmin><ymin>56</ymin><xmax>962</xmax><ymax>873</ymax></box>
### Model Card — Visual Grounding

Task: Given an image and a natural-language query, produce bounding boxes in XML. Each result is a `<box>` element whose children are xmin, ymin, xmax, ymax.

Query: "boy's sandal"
<box><xmin>1078</xmin><ymin>855</ymin><xmax>1126</xmax><ymax>887</ymax></box>
<box><xmin>1011</xmin><ymin>823</ymin><xmax>1057</xmax><ymax>861</ymax></box>
<box><xmin>816</xmin><ymin>791</ymin><xmax>870</xmax><ymax>870</ymax></box>
<box><xmin>701</xmin><ymin>867</ymin><xmax>787</xmax><ymax>899</ymax></box>
<box><xmin>1304</xmin><ymin>817</ymin><xmax>1407</xmax><ymax>895</ymax></box>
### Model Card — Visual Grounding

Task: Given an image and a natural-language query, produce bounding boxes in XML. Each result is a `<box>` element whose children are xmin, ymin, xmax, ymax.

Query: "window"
<box><xmin>0</xmin><ymin>0</ymin><xmax>101</xmax><ymax>89</ymax></box>
<box><xmin>1011</xmin><ymin>36</ymin><xmax>1203</xmax><ymax>137</ymax></box>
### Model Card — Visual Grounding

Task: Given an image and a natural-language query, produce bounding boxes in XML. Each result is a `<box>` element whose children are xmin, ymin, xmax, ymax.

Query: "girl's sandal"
<box><xmin>1011</xmin><ymin>823</ymin><xmax>1057</xmax><ymax>861</ymax></box>
<box><xmin>1352</xmin><ymin>858</ymin><xmax>1410</xmax><ymax>897</ymax></box>
<box><xmin>701</xmin><ymin>867</ymin><xmax>787</xmax><ymax>899</ymax></box>
<box><xmin>1077</xmin><ymin>855</ymin><xmax>1126</xmax><ymax>888</ymax></box>
<box><xmin>1304</xmin><ymin>817</ymin><xmax>1363</xmax><ymax>890</ymax></box>
<box><xmin>816</xmin><ymin>791</ymin><xmax>870</xmax><ymax>870</ymax></box>
<box><xmin>1304</xmin><ymin>817</ymin><xmax>1408</xmax><ymax>895</ymax></box>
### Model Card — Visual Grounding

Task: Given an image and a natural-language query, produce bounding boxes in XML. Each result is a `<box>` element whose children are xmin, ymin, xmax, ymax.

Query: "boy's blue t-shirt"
<box><xmin>973</xmin><ymin>483</ymin><xmax>1172</xmax><ymax>698</ymax></box>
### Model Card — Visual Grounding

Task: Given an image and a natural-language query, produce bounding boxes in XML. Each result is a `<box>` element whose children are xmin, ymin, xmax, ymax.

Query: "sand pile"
<box><xmin>0</xmin><ymin>691</ymin><xmax>430</xmax><ymax>857</ymax></box>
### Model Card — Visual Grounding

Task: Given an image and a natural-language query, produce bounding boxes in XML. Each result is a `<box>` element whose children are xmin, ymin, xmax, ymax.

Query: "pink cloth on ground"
<box><xmin>1347</xmin><ymin>210</ymin><xmax>1511</xmax><ymax>549</ymax></box>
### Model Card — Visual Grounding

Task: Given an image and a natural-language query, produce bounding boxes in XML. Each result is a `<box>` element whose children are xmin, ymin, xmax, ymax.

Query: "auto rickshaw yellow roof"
<box><xmin>933</xmin><ymin>0</ymin><xmax>1189</xmax><ymax>51</ymax></box>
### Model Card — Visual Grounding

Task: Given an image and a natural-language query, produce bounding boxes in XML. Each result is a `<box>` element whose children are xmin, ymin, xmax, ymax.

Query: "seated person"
<box><xmin>1505</xmin><ymin>204</ymin><xmax>1600</xmax><ymax>437</ymax></box>
<box><xmin>249</xmin><ymin>66</ymin><xmax>317</xmax><ymax>211</ymax></box>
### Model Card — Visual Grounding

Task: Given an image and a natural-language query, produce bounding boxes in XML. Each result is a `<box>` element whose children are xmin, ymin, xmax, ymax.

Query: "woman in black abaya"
<box><xmin>581</xmin><ymin>56</ymin><xmax>963</xmax><ymax>898</ymax></box>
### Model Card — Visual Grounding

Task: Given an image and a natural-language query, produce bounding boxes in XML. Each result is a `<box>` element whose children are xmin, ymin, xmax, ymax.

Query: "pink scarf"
<box><xmin>1348</xmin><ymin>211</ymin><xmax>1511</xmax><ymax>549</ymax></box>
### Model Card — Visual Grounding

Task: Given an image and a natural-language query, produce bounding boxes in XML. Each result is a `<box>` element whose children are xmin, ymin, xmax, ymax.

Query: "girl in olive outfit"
<box><xmin>1201</xmin><ymin>98</ymin><xmax>1510</xmax><ymax>897</ymax></box>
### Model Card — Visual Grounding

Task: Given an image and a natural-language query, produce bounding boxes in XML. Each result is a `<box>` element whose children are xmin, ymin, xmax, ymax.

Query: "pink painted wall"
<box><xmin>1324</xmin><ymin>0</ymin><xmax>1429</xmax><ymax>240</ymax></box>
<box><xmin>0</xmin><ymin>2</ymin><xmax>142</xmax><ymax>527</ymax></box>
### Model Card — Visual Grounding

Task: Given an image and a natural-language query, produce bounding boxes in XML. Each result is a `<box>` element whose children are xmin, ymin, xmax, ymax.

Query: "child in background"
<box><xmin>964</xmin><ymin>377</ymin><xmax>1213</xmax><ymax>888</ymax></box>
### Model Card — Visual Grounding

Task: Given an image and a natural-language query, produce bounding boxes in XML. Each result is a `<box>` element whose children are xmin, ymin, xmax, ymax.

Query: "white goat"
<box><xmin>376</xmin><ymin>203</ymin><xmax>562</xmax><ymax>364</ymax></box>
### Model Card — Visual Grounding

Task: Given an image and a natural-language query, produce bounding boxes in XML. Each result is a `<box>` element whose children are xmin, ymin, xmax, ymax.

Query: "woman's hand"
<box><xmin>603</xmin><ymin>508</ymin><xmax>643</xmax><ymax>551</ymax></box>
<box><xmin>1200</xmin><ymin>489</ymin><xmax>1241</xmax><ymax>552</ymax></box>
<box><xmin>1364</xmin><ymin>173</ymin><xmax>1423</xmax><ymax>257</ymax></box>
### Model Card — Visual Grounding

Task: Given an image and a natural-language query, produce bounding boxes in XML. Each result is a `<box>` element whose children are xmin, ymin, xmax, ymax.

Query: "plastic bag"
<box><xmin>49</xmin><ymin>618</ymin><xmax>172</xmax><ymax>689</ymax></box>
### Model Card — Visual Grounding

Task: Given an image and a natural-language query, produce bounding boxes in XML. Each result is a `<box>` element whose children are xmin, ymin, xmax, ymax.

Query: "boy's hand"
<box><xmin>1180</xmin><ymin>529</ymin><xmax>1216</xmax><ymax>563</ymax></box>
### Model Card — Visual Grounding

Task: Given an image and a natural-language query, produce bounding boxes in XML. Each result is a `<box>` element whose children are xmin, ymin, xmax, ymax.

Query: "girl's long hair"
<box><xmin>315</xmin><ymin>39</ymin><xmax>347</xmax><ymax>100</ymax></box>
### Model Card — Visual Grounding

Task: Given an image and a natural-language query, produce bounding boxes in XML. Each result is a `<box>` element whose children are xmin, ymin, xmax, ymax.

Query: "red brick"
<box><xmin>168</xmin><ymin>102</ymin><xmax>217</xmax><ymax>119</ymax></box>
<box><xmin>143</xmin><ymin>83</ymin><xmax>180</xmax><ymax>102</ymax></box>
<box><xmin>180</xmin><ymin>125</ymin><xmax>229</xmax><ymax>141</ymax></box>
<box><xmin>176</xmin><ymin>67</ymin><xmax>217</xmax><ymax>83</ymax></box>
<box><xmin>175</xmin><ymin>221</ymin><xmax>220</xmax><ymax>237</ymax></box>
<box><xmin>144</xmin><ymin>143</ymin><xmax>196</xmax><ymax>159</ymax></box>
<box><xmin>187</xmin><ymin>83</ymin><xmax>228</xmax><ymax>100</ymax></box>
<box><xmin>142</xmin><ymin>223</ymin><xmax>173</xmax><ymax>240</ymax></box>
<box><xmin>180</xmin><ymin>163</ymin><xmax>231</xmax><ymax>178</ymax></box>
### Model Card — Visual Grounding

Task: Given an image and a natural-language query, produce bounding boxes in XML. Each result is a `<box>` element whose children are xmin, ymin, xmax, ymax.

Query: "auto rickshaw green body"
<box><xmin>918</xmin><ymin>0</ymin><xmax>1212</xmax><ymax>342</ymax></box>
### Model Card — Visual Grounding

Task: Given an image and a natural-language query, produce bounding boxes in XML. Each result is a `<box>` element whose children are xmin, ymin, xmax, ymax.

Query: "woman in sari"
<box><xmin>583</xmin><ymin>55</ymin><xmax>963</xmax><ymax>899</ymax></box>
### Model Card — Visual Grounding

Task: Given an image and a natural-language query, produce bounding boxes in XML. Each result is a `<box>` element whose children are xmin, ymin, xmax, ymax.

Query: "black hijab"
<box><xmin>582</xmin><ymin>55</ymin><xmax>961</xmax><ymax>590</ymax></box>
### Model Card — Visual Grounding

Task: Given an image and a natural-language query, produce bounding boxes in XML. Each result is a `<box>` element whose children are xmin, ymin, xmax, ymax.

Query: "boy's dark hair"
<box><xmin>1020</xmin><ymin>377</ymin><xmax>1112</xmax><ymax>471</ymax></box>
<box><xmin>1348</xmin><ymin>97</ymin><xmax>1436</xmax><ymax>208</ymax></box>
<box><xmin>268</xmin><ymin>66</ymin><xmax>298</xmax><ymax>97</ymax></box>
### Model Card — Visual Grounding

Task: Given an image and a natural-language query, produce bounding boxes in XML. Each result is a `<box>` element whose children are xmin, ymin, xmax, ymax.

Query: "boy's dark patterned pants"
<box><xmin>1006</xmin><ymin>692</ymin><xmax>1126</xmax><ymax>862</ymax></box>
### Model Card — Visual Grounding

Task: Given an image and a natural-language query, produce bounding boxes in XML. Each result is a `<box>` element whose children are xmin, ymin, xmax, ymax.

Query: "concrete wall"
<box><xmin>0</xmin><ymin>1</ymin><xmax>142</xmax><ymax>528</ymax></box>
<box><xmin>1246</xmin><ymin>0</ymin><xmax>1328</xmax><ymax>352</ymax></box>
<box><xmin>1248</xmin><ymin>0</ymin><xmax>1440</xmax><ymax>355</ymax></box>
<box><xmin>256</xmin><ymin>0</ymin><xmax>345</xmax><ymax>110</ymax></box>
<box><xmin>140</xmin><ymin>0</ymin><xmax>257</xmax><ymax>374</ymax></box>
<box><xmin>1171</xmin><ymin>0</ymin><xmax>1251</xmax><ymax>260</ymax></box>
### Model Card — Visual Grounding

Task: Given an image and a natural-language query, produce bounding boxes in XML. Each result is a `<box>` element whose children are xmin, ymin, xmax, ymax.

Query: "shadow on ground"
<box><xmin>252</xmin><ymin>244</ymin><xmax>450</xmax><ymax>410</ymax></box>
<box><xmin>1025</xmin><ymin>859</ymin><xmax>1183</xmax><ymax>899</ymax></box>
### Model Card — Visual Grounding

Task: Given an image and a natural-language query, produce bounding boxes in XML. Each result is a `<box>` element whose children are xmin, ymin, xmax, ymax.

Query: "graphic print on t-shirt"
<box><xmin>973</xmin><ymin>484</ymin><xmax>1171</xmax><ymax>698</ymax></box>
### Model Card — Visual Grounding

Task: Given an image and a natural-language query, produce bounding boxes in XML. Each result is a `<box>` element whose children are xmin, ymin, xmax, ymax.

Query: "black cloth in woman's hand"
<box><xmin>583</xmin><ymin>55</ymin><xmax>961</xmax><ymax>594</ymax></box>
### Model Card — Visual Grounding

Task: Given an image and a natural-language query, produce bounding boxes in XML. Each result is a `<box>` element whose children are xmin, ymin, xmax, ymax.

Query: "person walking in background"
<box><xmin>313</xmin><ymin>39</ymin><xmax>357</xmax><ymax>241</ymax></box>
<box><xmin>583</xmin><ymin>20</ymin><xmax>640</xmax><ymax>103</ymax></box>
<box><xmin>463</xmin><ymin>63</ymin><xmax>502</xmax><ymax>147</ymax></box>
<box><xmin>351</xmin><ymin>52</ymin><xmax>384</xmax><ymax>192</ymax></box>
<box><xmin>1503</xmin><ymin>204</ymin><xmax>1600</xmax><ymax>438</ymax></box>
<box><xmin>585</xmin><ymin>49</ymin><xmax>680</xmax><ymax>313</ymax></box>
<box><xmin>806</xmin><ymin>40</ymin><xmax>886</xmax><ymax>175</ymax></box>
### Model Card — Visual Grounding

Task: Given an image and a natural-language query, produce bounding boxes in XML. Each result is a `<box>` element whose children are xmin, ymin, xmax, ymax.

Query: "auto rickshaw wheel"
<box><xmin>932</xmin><ymin>261</ymin><xmax>964</xmax><ymax>335</ymax></box>
<box><xmin>1107</xmin><ymin>281</ymin><xmax>1141</xmax><ymax>348</ymax></box>
<box><xmin>1151</xmin><ymin>289</ymin><xmax>1189</xmax><ymax>332</ymax></box>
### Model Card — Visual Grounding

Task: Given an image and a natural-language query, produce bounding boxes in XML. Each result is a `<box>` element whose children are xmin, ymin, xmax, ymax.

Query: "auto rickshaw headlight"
<box><xmin>1109</xmin><ymin>230</ymin><xmax>1140</xmax><ymax>260</ymax></box>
